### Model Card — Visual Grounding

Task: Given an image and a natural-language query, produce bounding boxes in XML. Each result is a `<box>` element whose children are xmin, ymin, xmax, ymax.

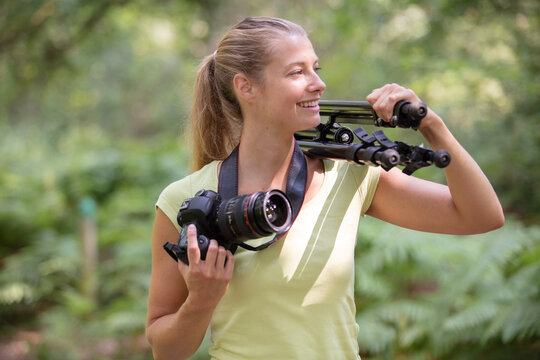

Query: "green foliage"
<box><xmin>0</xmin><ymin>0</ymin><xmax>539</xmax><ymax>358</ymax></box>
<box><xmin>354</xmin><ymin>218</ymin><xmax>540</xmax><ymax>359</ymax></box>
<box><xmin>0</xmin><ymin>124</ymin><xmax>187</xmax><ymax>357</ymax></box>
<box><xmin>3</xmin><ymin>0</ymin><xmax>538</xmax><ymax>220</ymax></box>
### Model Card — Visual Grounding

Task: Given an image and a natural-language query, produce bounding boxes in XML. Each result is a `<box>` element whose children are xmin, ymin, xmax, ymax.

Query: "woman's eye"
<box><xmin>289</xmin><ymin>67</ymin><xmax>321</xmax><ymax>77</ymax></box>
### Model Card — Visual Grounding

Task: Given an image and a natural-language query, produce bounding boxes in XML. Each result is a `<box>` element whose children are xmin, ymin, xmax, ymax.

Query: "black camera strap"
<box><xmin>218</xmin><ymin>140</ymin><xmax>308</xmax><ymax>252</ymax></box>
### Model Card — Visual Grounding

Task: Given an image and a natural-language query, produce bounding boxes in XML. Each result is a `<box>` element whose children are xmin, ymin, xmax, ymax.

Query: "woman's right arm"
<box><xmin>146</xmin><ymin>208</ymin><xmax>234</xmax><ymax>360</ymax></box>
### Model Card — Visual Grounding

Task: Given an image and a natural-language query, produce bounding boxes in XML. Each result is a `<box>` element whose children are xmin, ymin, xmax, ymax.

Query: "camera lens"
<box><xmin>266</xmin><ymin>201</ymin><xmax>280</xmax><ymax>223</ymax></box>
<box><xmin>258</xmin><ymin>192</ymin><xmax>290</xmax><ymax>229</ymax></box>
<box><xmin>216</xmin><ymin>190</ymin><xmax>292</xmax><ymax>244</ymax></box>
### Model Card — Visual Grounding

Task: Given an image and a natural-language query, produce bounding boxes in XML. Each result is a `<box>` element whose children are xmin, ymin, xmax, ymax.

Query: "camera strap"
<box><xmin>218</xmin><ymin>140</ymin><xmax>308</xmax><ymax>252</ymax></box>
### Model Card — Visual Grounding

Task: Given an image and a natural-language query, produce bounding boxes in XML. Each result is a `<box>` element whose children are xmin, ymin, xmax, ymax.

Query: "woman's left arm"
<box><xmin>365</xmin><ymin>83</ymin><xmax>505</xmax><ymax>235</ymax></box>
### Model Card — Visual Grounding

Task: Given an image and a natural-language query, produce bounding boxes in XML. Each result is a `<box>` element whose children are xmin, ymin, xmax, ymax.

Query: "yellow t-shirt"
<box><xmin>156</xmin><ymin>159</ymin><xmax>380</xmax><ymax>360</ymax></box>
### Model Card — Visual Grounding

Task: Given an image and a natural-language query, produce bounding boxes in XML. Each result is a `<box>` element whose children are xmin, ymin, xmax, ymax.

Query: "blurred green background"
<box><xmin>1</xmin><ymin>0</ymin><xmax>539</xmax><ymax>359</ymax></box>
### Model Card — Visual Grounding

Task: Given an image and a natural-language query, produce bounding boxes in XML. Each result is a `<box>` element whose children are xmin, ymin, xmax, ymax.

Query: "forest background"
<box><xmin>0</xmin><ymin>0</ymin><xmax>539</xmax><ymax>359</ymax></box>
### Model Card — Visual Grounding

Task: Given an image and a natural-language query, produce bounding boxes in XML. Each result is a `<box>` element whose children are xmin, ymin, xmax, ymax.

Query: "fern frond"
<box><xmin>445</xmin><ymin>227</ymin><xmax>533</xmax><ymax>296</ymax></box>
<box><xmin>501</xmin><ymin>302</ymin><xmax>540</xmax><ymax>342</ymax></box>
<box><xmin>356</xmin><ymin>314</ymin><xmax>396</xmax><ymax>355</ymax></box>
<box><xmin>355</xmin><ymin>268</ymin><xmax>392</xmax><ymax>299</ymax></box>
<box><xmin>375</xmin><ymin>300</ymin><xmax>435</xmax><ymax>324</ymax></box>
<box><xmin>482</xmin><ymin>305</ymin><xmax>513</xmax><ymax>343</ymax></box>
<box><xmin>400</xmin><ymin>323</ymin><xmax>428</xmax><ymax>348</ymax></box>
<box><xmin>442</xmin><ymin>301</ymin><xmax>499</xmax><ymax>333</ymax></box>
<box><xmin>507</xmin><ymin>261</ymin><xmax>540</xmax><ymax>296</ymax></box>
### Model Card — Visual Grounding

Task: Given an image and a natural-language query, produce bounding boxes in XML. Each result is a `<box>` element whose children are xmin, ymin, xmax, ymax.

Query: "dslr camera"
<box><xmin>163</xmin><ymin>189</ymin><xmax>292</xmax><ymax>264</ymax></box>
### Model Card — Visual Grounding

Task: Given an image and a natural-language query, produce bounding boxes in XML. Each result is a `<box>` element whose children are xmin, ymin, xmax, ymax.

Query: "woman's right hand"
<box><xmin>178</xmin><ymin>224</ymin><xmax>235</xmax><ymax>309</ymax></box>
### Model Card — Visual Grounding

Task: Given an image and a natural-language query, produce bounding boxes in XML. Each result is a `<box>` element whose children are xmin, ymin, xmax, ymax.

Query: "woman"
<box><xmin>146</xmin><ymin>16</ymin><xmax>504</xmax><ymax>360</ymax></box>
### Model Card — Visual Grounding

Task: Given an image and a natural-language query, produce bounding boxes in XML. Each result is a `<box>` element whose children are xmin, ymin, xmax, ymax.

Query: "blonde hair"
<box><xmin>189</xmin><ymin>16</ymin><xmax>307</xmax><ymax>170</ymax></box>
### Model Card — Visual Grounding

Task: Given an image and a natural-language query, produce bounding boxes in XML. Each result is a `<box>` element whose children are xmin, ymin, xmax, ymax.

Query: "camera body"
<box><xmin>163</xmin><ymin>189</ymin><xmax>292</xmax><ymax>265</ymax></box>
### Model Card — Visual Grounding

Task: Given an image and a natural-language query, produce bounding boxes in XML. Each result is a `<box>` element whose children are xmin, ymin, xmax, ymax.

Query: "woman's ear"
<box><xmin>233</xmin><ymin>73</ymin><xmax>257</xmax><ymax>103</ymax></box>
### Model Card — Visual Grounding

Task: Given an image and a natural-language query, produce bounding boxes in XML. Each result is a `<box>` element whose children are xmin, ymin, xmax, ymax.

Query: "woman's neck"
<box><xmin>237</xmin><ymin>124</ymin><xmax>296</xmax><ymax>195</ymax></box>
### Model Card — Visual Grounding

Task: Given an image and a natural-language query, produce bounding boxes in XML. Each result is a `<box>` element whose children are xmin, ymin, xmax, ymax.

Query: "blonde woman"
<box><xmin>146</xmin><ymin>16</ymin><xmax>504</xmax><ymax>360</ymax></box>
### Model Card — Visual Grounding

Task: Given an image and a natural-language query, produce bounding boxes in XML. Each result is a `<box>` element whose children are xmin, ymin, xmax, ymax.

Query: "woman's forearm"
<box><xmin>147</xmin><ymin>295</ymin><xmax>215</xmax><ymax>360</ymax></box>
<box><xmin>419</xmin><ymin>111</ymin><xmax>505</xmax><ymax>232</ymax></box>
<box><xmin>147</xmin><ymin>213</ymin><xmax>235</xmax><ymax>359</ymax></box>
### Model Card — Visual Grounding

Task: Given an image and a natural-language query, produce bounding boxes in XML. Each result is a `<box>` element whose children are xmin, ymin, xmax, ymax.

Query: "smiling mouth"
<box><xmin>297</xmin><ymin>100</ymin><xmax>319</xmax><ymax>108</ymax></box>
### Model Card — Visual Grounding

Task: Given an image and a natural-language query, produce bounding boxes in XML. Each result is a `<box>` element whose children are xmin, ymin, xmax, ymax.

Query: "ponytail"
<box><xmin>189</xmin><ymin>53</ymin><xmax>241</xmax><ymax>171</ymax></box>
<box><xmin>188</xmin><ymin>17</ymin><xmax>306</xmax><ymax>171</ymax></box>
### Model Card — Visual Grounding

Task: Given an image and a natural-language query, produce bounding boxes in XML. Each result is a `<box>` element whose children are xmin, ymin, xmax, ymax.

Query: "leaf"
<box><xmin>443</xmin><ymin>301</ymin><xmax>499</xmax><ymax>333</ymax></box>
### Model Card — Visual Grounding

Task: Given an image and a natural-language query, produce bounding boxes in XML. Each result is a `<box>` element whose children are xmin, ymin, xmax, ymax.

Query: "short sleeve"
<box><xmin>156</xmin><ymin>176</ymin><xmax>192</xmax><ymax>233</ymax></box>
<box><xmin>349</xmin><ymin>163</ymin><xmax>381</xmax><ymax>216</ymax></box>
<box><xmin>155</xmin><ymin>161</ymin><xmax>220</xmax><ymax>232</ymax></box>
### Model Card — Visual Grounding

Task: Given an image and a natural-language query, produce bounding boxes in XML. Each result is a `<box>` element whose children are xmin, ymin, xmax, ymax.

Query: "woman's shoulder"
<box><xmin>161</xmin><ymin>161</ymin><xmax>220</xmax><ymax>197</ymax></box>
<box><xmin>156</xmin><ymin>161</ymin><xmax>220</xmax><ymax>227</ymax></box>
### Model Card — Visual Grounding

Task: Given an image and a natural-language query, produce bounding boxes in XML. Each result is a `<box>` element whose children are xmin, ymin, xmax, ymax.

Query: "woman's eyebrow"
<box><xmin>285</xmin><ymin>59</ymin><xmax>319</xmax><ymax>68</ymax></box>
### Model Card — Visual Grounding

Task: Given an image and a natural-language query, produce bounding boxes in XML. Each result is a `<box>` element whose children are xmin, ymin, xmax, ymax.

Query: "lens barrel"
<box><xmin>216</xmin><ymin>190</ymin><xmax>292</xmax><ymax>244</ymax></box>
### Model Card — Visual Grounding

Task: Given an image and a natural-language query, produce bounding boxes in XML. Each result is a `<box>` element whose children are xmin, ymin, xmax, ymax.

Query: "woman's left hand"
<box><xmin>366</xmin><ymin>83</ymin><xmax>437</xmax><ymax>130</ymax></box>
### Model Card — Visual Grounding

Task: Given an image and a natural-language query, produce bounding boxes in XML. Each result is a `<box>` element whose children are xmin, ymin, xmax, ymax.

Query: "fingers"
<box><xmin>367</xmin><ymin>83</ymin><xmax>421</xmax><ymax>122</ymax></box>
<box><xmin>186</xmin><ymin>224</ymin><xmax>201</xmax><ymax>265</ymax></box>
<box><xmin>215</xmin><ymin>245</ymin><xmax>228</xmax><ymax>268</ymax></box>
<box><xmin>207</xmin><ymin>241</ymin><xmax>233</xmax><ymax>278</ymax></box>
<box><xmin>184</xmin><ymin>224</ymin><xmax>232</xmax><ymax>273</ymax></box>
<box><xmin>224</xmin><ymin>251</ymin><xmax>235</xmax><ymax>279</ymax></box>
<box><xmin>366</xmin><ymin>84</ymin><xmax>386</xmax><ymax>103</ymax></box>
<box><xmin>177</xmin><ymin>229</ymin><xmax>235</xmax><ymax>307</ymax></box>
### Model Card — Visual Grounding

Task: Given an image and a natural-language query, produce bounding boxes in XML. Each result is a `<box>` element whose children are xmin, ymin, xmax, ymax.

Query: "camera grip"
<box><xmin>180</xmin><ymin>231</ymin><xmax>210</xmax><ymax>265</ymax></box>
<box><xmin>165</xmin><ymin>226</ymin><xmax>211</xmax><ymax>265</ymax></box>
<box><xmin>196</xmin><ymin>234</ymin><xmax>210</xmax><ymax>261</ymax></box>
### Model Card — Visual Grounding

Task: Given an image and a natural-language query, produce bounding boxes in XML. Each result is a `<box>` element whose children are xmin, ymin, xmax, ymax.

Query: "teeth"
<box><xmin>298</xmin><ymin>100</ymin><xmax>318</xmax><ymax>108</ymax></box>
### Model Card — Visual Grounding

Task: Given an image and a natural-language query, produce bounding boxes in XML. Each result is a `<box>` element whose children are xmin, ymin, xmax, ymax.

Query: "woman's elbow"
<box><xmin>145</xmin><ymin>322</ymin><xmax>194</xmax><ymax>360</ymax></box>
<box><xmin>491</xmin><ymin>208</ymin><xmax>505</xmax><ymax>231</ymax></box>
<box><xmin>470</xmin><ymin>207</ymin><xmax>505</xmax><ymax>234</ymax></box>
<box><xmin>487</xmin><ymin>201</ymin><xmax>506</xmax><ymax>231</ymax></box>
<box><xmin>145</xmin><ymin>323</ymin><xmax>157</xmax><ymax>355</ymax></box>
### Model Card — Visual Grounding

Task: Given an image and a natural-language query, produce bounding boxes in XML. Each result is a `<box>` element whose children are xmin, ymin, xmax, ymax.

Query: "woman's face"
<box><xmin>253</xmin><ymin>34</ymin><xmax>326</xmax><ymax>134</ymax></box>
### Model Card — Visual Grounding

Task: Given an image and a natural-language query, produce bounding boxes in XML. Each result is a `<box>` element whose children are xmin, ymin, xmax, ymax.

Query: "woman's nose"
<box><xmin>308</xmin><ymin>73</ymin><xmax>326</xmax><ymax>95</ymax></box>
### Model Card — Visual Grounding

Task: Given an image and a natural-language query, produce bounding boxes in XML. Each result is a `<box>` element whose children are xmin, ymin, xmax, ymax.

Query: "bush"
<box><xmin>0</xmin><ymin>124</ymin><xmax>187</xmax><ymax>358</ymax></box>
<box><xmin>355</xmin><ymin>217</ymin><xmax>540</xmax><ymax>359</ymax></box>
